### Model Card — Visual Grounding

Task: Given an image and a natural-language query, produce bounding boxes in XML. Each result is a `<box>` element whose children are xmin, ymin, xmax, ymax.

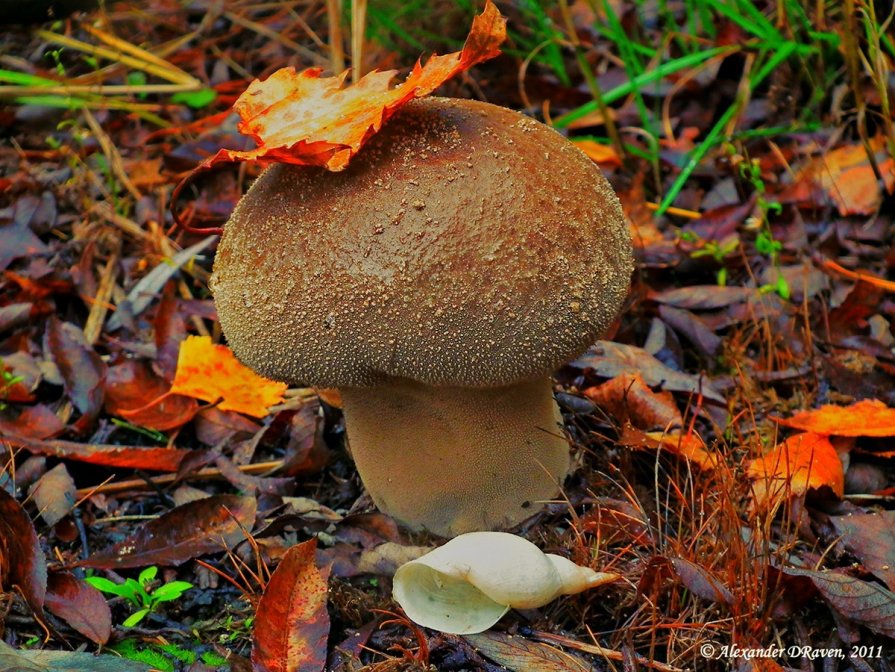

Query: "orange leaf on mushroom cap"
<box><xmin>170</xmin><ymin>335</ymin><xmax>287</xmax><ymax>418</ymax></box>
<box><xmin>198</xmin><ymin>0</ymin><xmax>505</xmax><ymax>173</ymax></box>
<box><xmin>771</xmin><ymin>399</ymin><xmax>895</xmax><ymax>437</ymax></box>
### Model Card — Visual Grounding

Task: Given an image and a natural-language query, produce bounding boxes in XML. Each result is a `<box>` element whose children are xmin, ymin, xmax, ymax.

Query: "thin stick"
<box><xmin>327</xmin><ymin>0</ymin><xmax>345</xmax><ymax>74</ymax></box>
<box><xmin>351</xmin><ymin>0</ymin><xmax>367</xmax><ymax>83</ymax></box>
<box><xmin>74</xmin><ymin>460</ymin><xmax>284</xmax><ymax>499</ymax></box>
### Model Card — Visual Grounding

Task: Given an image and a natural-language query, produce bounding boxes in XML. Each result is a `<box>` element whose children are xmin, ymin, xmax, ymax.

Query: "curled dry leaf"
<box><xmin>81</xmin><ymin>494</ymin><xmax>256</xmax><ymax>568</ymax></box>
<box><xmin>463</xmin><ymin>632</ymin><xmax>593</xmax><ymax>672</ymax></box>
<box><xmin>746</xmin><ymin>432</ymin><xmax>844</xmax><ymax>510</ymax></box>
<box><xmin>2</xmin><ymin>434</ymin><xmax>189</xmax><ymax>472</ymax></box>
<box><xmin>251</xmin><ymin>539</ymin><xmax>329</xmax><ymax>672</ymax></box>
<box><xmin>45</xmin><ymin>571</ymin><xmax>112</xmax><ymax>645</ymax></box>
<box><xmin>0</xmin><ymin>487</ymin><xmax>46</xmax><ymax>615</ymax></box>
<box><xmin>619</xmin><ymin>425</ymin><xmax>718</xmax><ymax>470</ymax></box>
<box><xmin>772</xmin><ymin>398</ymin><xmax>895</xmax><ymax>437</ymax></box>
<box><xmin>584</xmin><ymin>372</ymin><xmax>682</xmax><ymax>431</ymax></box>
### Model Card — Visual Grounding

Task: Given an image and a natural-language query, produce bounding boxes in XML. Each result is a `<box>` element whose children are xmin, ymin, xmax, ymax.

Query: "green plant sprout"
<box><xmin>0</xmin><ymin>358</ymin><xmax>24</xmax><ymax>411</ymax></box>
<box><xmin>679</xmin><ymin>230</ymin><xmax>739</xmax><ymax>286</ymax></box>
<box><xmin>735</xmin><ymin>151</ymin><xmax>790</xmax><ymax>299</ymax></box>
<box><xmin>87</xmin><ymin>566</ymin><xmax>193</xmax><ymax>627</ymax></box>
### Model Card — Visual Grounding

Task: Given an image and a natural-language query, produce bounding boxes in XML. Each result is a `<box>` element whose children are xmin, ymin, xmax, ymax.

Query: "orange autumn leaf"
<box><xmin>571</xmin><ymin>139</ymin><xmax>622</xmax><ymax>167</ymax></box>
<box><xmin>618</xmin><ymin>424</ymin><xmax>719</xmax><ymax>470</ymax></box>
<box><xmin>198</xmin><ymin>1</ymin><xmax>505</xmax><ymax>174</ymax></box>
<box><xmin>772</xmin><ymin>399</ymin><xmax>895</xmax><ymax>437</ymax></box>
<box><xmin>170</xmin><ymin>336</ymin><xmax>287</xmax><ymax>418</ymax></box>
<box><xmin>794</xmin><ymin>136</ymin><xmax>895</xmax><ymax>215</ymax></box>
<box><xmin>747</xmin><ymin>432</ymin><xmax>844</xmax><ymax>509</ymax></box>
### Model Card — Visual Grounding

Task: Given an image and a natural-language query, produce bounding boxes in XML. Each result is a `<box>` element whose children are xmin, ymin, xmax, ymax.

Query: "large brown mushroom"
<box><xmin>210</xmin><ymin>96</ymin><xmax>633</xmax><ymax>537</ymax></box>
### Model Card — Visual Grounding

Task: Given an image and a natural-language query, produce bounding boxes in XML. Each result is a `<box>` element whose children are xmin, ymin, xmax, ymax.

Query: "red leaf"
<box><xmin>43</xmin><ymin>317</ymin><xmax>106</xmax><ymax>435</ymax></box>
<box><xmin>669</xmin><ymin>557</ymin><xmax>735</xmax><ymax>606</ymax></box>
<box><xmin>252</xmin><ymin>539</ymin><xmax>329</xmax><ymax>672</ymax></box>
<box><xmin>105</xmin><ymin>359</ymin><xmax>198</xmax><ymax>431</ymax></box>
<box><xmin>2</xmin><ymin>434</ymin><xmax>189</xmax><ymax>471</ymax></box>
<box><xmin>0</xmin><ymin>487</ymin><xmax>46</xmax><ymax>614</ymax></box>
<box><xmin>81</xmin><ymin>495</ymin><xmax>256</xmax><ymax>568</ymax></box>
<box><xmin>45</xmin><ymin>571</ymin><xmax>112</xmax><ymax>644</ymax></box>
<box><xmin>0</xmin><ymin>404</ymin><xmax>64</xmax><ymax>440</ymax></box>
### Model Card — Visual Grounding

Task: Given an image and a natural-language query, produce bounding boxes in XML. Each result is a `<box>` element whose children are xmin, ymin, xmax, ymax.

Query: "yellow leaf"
<box><xmin>170</xmin><ymin>336</ymin><xmax>287</xmax><ymax>418</ymax></box>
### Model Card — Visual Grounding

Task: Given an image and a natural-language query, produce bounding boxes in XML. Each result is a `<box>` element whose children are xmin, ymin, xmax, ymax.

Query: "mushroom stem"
<box><xmin>340</xmin><ymin>377</ymin><xmax>570</xmax><ymax>537</ymax></box>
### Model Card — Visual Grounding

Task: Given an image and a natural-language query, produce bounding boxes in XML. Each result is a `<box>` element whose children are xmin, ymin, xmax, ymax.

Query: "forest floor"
<box><xmin>1</xmin><ymin>1</ymin><xmax>895</xmax><ymax>671</ymax></box>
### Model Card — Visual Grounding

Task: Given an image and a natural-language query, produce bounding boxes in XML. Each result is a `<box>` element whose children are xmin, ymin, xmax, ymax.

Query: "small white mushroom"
<box><xmin>392</xmin><ymin>532</ymin><xmax>620</xmax><ymax>634</ymax></box>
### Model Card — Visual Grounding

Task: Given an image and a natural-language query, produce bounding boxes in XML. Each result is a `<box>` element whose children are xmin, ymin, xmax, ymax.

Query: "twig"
<box><xmin>811</xmin><ymin>251</ymin><xmax>895</xmax><ymax>292</ymax></box>
<box><xmin>530</xmin><ymin>630</ymin><xmax>685</xmax><ymax>672</ymax></box>
<box><xmin>75</xmin><ymin>460</ymin><xmax>284</xmax><ymax>499</ymax></box>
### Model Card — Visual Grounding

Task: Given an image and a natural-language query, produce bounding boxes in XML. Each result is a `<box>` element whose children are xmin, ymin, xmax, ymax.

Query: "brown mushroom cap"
<box><xmin>211</xmin><ymin>96</ymin><xmax>632</xmax><ymax>388</ymax></box>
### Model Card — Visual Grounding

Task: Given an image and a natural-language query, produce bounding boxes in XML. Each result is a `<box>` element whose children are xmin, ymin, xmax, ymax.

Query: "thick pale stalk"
<box><xmin>340</xmin><ymin>377</ymin><xmax>570</xmax><ymax>537</ymax></box>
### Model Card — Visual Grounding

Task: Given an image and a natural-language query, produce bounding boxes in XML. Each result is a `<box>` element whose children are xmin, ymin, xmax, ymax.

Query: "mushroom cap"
<box><xmin>211</xmin><ymin>96</ymin><xmax>633</xmax><ymax>388</ymax></box>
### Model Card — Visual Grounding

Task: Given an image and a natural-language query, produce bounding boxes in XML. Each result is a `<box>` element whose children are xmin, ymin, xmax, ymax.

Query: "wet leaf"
<box><xmin>28</xmin><ymin>463</ymin><xmax>76</xmax><ymax>527</ymax></box>
<box><xmin>746</xmin><ymin>433</ymin><xmax>844</xmax><ymax>510</ymax></box>
<box><xmin>45</xmin><ymin>571</ymin><xmax>112</xmax><ymax>645</ymax></box>
<box><xmin>169</xmin><ymin>335</ymin><xmax>287</xmax><ymax>418</ymax></box>
<box><xmin>0</xmin><ymin>487</ymin><xmax>46</xmax><ymax>614</ymax></box>
<box><xmin>463</xmin><ymin>632</ymin><xmax>592</xmax><ymax>672</ymax></box>
<box><xmin>194</xmin><ymin>1</ymin><xmax>505</xmax><ymax>174</ymax></box>
<box><xmin>43</xmin><ymin>317</ymin><xmax>106</xmax><ymax>435</ymax></box>
<box><xmin>251</xmin><ymin>539</ymin><xmax>329</xmax><ymax>672</ymax></box>
<box><xmin>772</xmin><ymin>399</ymin><xmax>895</xmax><ymax>437</ymax></box>
<box><xmin>784</xmin><ymin>567</ymin><xmax>895</xmax><ymax>638</ymax></box>
<box><xmin>829</xmin><ymin>511</ymin><xmax>895</xmax><ymax>591</ymax></box>
<box><xmin>81</xmin><ymin>494</ymin><xmax>257</xmax><ymax>568</ymax></box>
<box><xmin>106</xmin><ymin>359</ymin><xmax>198</xmax><ymax>431</ymax></box>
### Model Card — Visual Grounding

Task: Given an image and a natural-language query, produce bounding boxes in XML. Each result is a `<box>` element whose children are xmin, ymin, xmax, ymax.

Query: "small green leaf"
<box><xmin>138</xmin><ymin>566</ymin><xmax>158</xmax><ymax>587</ymax></box>
<box><xmin>151</xmin><ymin>581</ymin><xmax>193</xmax><ymax>603</ymax></box>
<box><xmin>170</xmin><ymin>88</ymin><xmax>217</xmax><ymax>109</ymax></box>
<box><xmin>123</xmin><ymin>608</ymin><xmax>151</xmax><ymax>627</ymax></box>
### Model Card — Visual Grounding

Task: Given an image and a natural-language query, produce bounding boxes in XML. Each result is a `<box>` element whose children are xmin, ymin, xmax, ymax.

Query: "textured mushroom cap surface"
<box><xmin>211</xmin><ymin>96</ymin><xmax>633</xmax><ymax>387</ymax></box>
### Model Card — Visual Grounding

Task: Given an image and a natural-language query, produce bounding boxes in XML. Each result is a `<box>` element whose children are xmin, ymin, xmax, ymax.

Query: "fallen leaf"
<box><xmin>192</xmin><ymin>1</ymin><xmax>505</xmax><ymax>175</ymax></box>
<box><xmin>45</xmin><ymin>571</ymin><xmax>112</xmax><ymax>645</ymax></box>
<box><xmin>829</xmin><ymin>511</ymin><xmax>895</xmax><ymax>591</ymax></box>
<box><xmin>252</xmin><ymin>539</ymin><xmax>329</xmax><ymax>672</ymax></box>
<box><xmin>0</xmin><ymin>487</ymin><xmax>47</xmax><ymax>615</ymax></box>
<box><xmin>669</xmin><ymin>557</ymin><xmax>735</xmax><ymax>606</ymax></box>
<box><xmin>105</xmin><ymin>359</ymin><xmax>198</xmax><ymax>431</ymax></box>
<box><xmin>783</xmin><ymin>567</ymin><xmax>895</xmax><ymax>638</ymax></box>
<box><xmin>0</xmin><ymin>404</ymin><xmax>64</xmax><ymax>440</ymax></box>
<box><xmin>793</xmin><ymin>137</ymin><xmax>895</xmax><ymax>215</ymax></box>
<box><xmin>583</xmin><ymin>373</ymin><xmax>682</xmax><ymax>431</ymax></box>
<box><xmin>650</xmin><ymin>285</ymin><xmax>757</xmax><ymax>310</ymax></box>
<box><xmin>169</xmin><ymin>335</ymin><xmax>287</xmax><ymax>418</ymax></box>
<box><xmin>571</xmin><ymin>139</ymin><xmax>622</xmax><ymax>167</ymax></box>
<box><xmin>746</xmin><ymin>433</ymin><xmax>844</xmax><ymax>510</ymax></box>
<box><xmin>81</xmin><ymin>494</ymin><xmax>256</xmax><ymax>568</ymax></box>
<box><xmin>2</xmin><ymin>434</ymin><xmax>189</xmax><ymax>472</ymax></box>
<box><xmin>619</xmin><ymin>425</ymin><xmax>719</xmax><ymax>470</ymax></box>
<box><xmin>571</xmin><ymin>340</ymin><xmax>725</xmax><ymax>405</ymax></box>
<box><xmin>772</xmin><ymin>399</ymin><xmax>895</xmax><ymax>437</ymax></box>
<box><xmin>28</xmin><ymin>463</ymin><xmax>76</xmax><ymax>527</ymax></box>
<box><xmin>464</xmin><ymin>632</ymin><xmax>592</xmax><ymax>672</ymax></box>
<box><xmin>43</xmin><ymin>317</ymin><xmax>106</xmax><ymax>435</ymax></box>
